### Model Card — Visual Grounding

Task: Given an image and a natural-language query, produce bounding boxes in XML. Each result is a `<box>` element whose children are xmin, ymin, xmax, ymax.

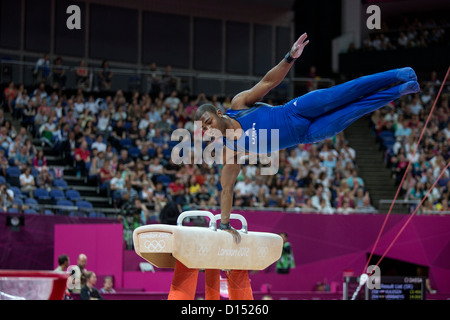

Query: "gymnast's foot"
<box><xmin>396</xmin><ymin>67</ymin><xmax>417</xmax><ymax>82</ymax></box>
<box><xmin>399</xmin><ymin>80</ymin><xmax>420</xmax><ymax>95</ymax></box>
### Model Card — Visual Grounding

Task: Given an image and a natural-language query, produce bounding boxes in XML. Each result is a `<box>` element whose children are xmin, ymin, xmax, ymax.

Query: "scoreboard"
<box><xmin>343</xmin><ymin>276</ymin><xmax>426</xmax><ymax>300</ymax></box>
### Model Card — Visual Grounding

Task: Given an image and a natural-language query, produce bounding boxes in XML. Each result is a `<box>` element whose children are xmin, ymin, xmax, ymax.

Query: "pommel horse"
<box><xmin>133</xmin><ymin>210</ymin><xmax>283</xmax><ymax>300</ymax></box>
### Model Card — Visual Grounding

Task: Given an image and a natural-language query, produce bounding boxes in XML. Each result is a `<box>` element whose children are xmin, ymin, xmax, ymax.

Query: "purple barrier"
<box><xmin>2</xmin><ymin>211</ymin><xmax>450</xmax><ymax>295</ymax></box>
<box><xmin>120</xmin><ymin>210</ymin><xmax>450</xmax><ymax>294</ymax></box>
<box><xmin>0</xmin><ymin>213</ymin><xmax>116</xmax><ymax>270</ymax></box>
<box><xmin>70</xmin><ymin>291</ymin><xmax>344</xmax><ymax>300</ymax></box>
<box><xmin>70</xmin><ymin>291</ymin><xmax>450</xmax><ymax>300</ymax></box>
<box><xmin>235</xmin><ymin>211</ymin><xmax>450</xmax><ymax>293</ymax></box>
<box><xmin>54</xmin><ymin>223</ymin><xmax>124</xmax><ymax>288</ymax></box>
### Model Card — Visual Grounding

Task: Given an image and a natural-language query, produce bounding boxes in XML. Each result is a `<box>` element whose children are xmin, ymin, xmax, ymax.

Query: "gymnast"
<box><xmin>195</xmin><ymin>32</ymin><xmax>420</xmax><ymax>242</ymax></box>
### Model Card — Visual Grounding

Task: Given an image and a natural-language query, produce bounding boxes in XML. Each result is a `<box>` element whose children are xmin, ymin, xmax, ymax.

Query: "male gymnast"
<box><xmin>195</xmin><ymin>33</ymin><xmax>419</xmax><ymax>242</ymax></box>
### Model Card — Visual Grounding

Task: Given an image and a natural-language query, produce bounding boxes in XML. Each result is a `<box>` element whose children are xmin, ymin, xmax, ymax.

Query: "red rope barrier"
<box><xmin>363</xmin><ymin>66</ymin><xmax>450</xmax><ymax>275</ymax></box>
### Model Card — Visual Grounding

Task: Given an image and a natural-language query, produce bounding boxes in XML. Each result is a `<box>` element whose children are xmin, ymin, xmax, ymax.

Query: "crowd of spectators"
<box><xmin>2</xmin><ymin>59</ymin><xmax>381</xmax><ymax>223</ymax></box>
<box><xmin>347</xmin><ymin>16</ymin><xmax>449</xmax><ymax>53</ymax></box>
<box><xmin>370</xmin><ymin>71</ymin><xmax>450</xmax><ymax>214</ymax></box>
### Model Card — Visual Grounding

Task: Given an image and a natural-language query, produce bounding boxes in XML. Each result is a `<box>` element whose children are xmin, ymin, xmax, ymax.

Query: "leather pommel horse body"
<box><xmin>133</xmin><ymin>210</ymin><xmax>283</xmax><ymax>300</ymax></box>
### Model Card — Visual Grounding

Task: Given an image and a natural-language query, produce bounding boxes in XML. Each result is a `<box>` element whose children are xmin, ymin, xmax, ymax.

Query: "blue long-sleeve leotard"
<box><xmin>223</xmin><ymin>68</ymin><xmax>419</xmax><ymax>154</ymax></box>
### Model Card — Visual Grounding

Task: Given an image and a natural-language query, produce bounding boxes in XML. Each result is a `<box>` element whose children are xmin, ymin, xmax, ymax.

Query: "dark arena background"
<box><xmin>0</xmin><ymin>0</ymin><xmax>450</xmax><ymax>306</ymax></box>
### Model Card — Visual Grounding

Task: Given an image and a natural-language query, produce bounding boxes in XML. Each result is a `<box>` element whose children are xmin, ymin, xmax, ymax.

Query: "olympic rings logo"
<box><xmin>143</xmin><ymin>240</ymin><xmax>166</xmax><ymax>252</ymax></box>
<box><xmin>257</xmin><ymin>246</ymin><xmax>268</xmax><ymax>258</ymax></box>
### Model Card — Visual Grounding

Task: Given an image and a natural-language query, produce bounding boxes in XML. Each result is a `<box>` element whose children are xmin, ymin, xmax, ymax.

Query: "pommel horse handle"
<box><xmin>177</xmin><ymin>210</ymin><xmax>217</xmax><ymax>230</ymax></box>
<box><xmin>215</xmin><ymin>214</ymin><xmax>248</xmax><ymax>234</ymax></box>
<box><xmin>175</xmin><ymin>210</ymin><xmax>248</xmax><ymax>234</ymax></box>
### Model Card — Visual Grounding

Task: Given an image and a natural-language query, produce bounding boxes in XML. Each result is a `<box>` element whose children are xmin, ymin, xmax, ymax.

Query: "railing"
<box><xmin>378</xmin><ymin>199</ymin><xmax>450</xmax><ymax>215</ymax></box>
<box><xmin>0</xmin><ymin>59</ymin><xmax>335</xmax><ymax>98</ymax></box>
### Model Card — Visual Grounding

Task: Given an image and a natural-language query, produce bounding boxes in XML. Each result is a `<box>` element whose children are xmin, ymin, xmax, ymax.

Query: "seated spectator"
<box><xmin>160</xmin><ymin>64</ymin><xmax>178</xmax><ymax>95</ymax></box>
<box><xmin>14</xmin><ymin>86</ymin><xmax>29</xmax><ymax>120</ymax></box>
<box><xmin>395</xmin><ymin>118</ymin><xmax>412</xmax><ymax>138</ymax></box>
<box><xmin>73</xmin><ymin>95</ymin><xmax>85</xmax><ymax>116</ymax></box>
<box><xmin>52</xmin><ymin>57</ymin><xmax>66</xmax><ymax>90</ymax></box>
<box><xmin>138</xmin><ymin>144</ymin><xmax>152</xmax><ymax>167</ymax></box>
<box><xmin>234</xmin><ymin>176</ymin><xmax>255</xmax><ymax>207</ymax></box>
<box><xmin>91</xmin><ymin>135</ymin><xmax>106</xmax><ymax>154</ymax></box>
<box><xmin>164</xmin><ymin>90</ymin><xmax>181</xmax><ymax>111</ymax></box>
<box><xmin>302</xmin><ymin>197</ymin><xmax>315</xmax><ymax>212</ymax></box>
<box><xmin>188</xmin><ymin>176</ymin><xmax>201</xmax><ymax>195</ymax></box>
<box><xmin>39</xmin><ymin>116</ymin><xmax>59</xmax><ymax>147</ymax></box>
<box><xmin>129</xmin><ymin>161</ymin><xmax>147</xmax><ymax>191</ymax></box>
<box><xmin>0</xmin><ymin>149</ymin><xmax>8</xmax><ymax>176</ymax></box>
<box><xmin>110</xmin><ymin>170</ymin><xmax>126</xmax><ymax>202</ymax></box>
<box><xmin>293</xmin><ymin>187</ymin><xmax>308</xmax><ymax>208</ymax></box>
<box><xmin>74</xmin><ymin>140</ymin><xmax>90</xmax><ymax>177</ymax></box>
<box><xmin>34</xmin><ymin>108</ymin><xmax>48</xmax><ymax>134</ymax></box>
<box><xmin>356</xmin><ymin>195</ymin><xmax>378</xmax><ymax>213</ymax></box>
<box><xmin>311</xmin><ymin>183</ymin><xmax>333</xmax><ymax>213</ymax></box>
<box><xmin>36</xmin><ymin>166</ymin><xmax>54</xmax><ymax>190</ymax></box>
<box><xmin>14</xmin><ymin>145</ymin><xmax>32</xmax><ymax>171</ymax></box>
<box><xmin>33</xmin><ymin>149</ymin><xmax>47</xmax><ymax>172</ymax></box>
<box><xmin>266</xmin><ymin>187</ymin><xmax>281</xmax><ymax>207</ymax></box>
<box><xmin>100</xmin><ymin>276</ymin><xmax>116</xmax><ymax>294</ymax></box>
<box><xmin>0</xmin><ymin>126</ymin><xmax>13</xmax><ymax>151</ymax></box>
<box><xmin>140</xmin><ymin>179</ymin><xmax>155</xmax><ymax>202</ymax></box>
<box><xmin>280</xmin><ymin>186</ymin><xmax>296</xmax><ymax>209</ymax></box>
<box><xmin>195</xmin><ymin>184</ymin><xmax>213</xmax><ymax>206</ymax></box>
<box><xmin>121</xmin><ymin>179</ymin><xmax>139</xmax><ymax>204</ymax></box>
<box><xmin>193</xmin><ymin>168</ymin><xmax>205</xmax><ymax>185</ymax></box>
<box><xmin>21</xmin><ymin>100</ymin><xmax>36</xmax><ymax>132</ymax></box>
<box><xmin>134</xmin><ymin>198</ymin><xmax>151</xmax><ymax>225</ymax></box>
<box><xmin>60</xmin><ymin>131</ymin><xmax>76</xmax><ymax>163</ymax></box>
<box><xmin>63</xmin><ymin>109</ymin><xmax>77</xmax><ymax>128</ymax></box>
<box><xmin>98</xmin><ymin>159</ymin><xmax>114</xmax><ymax>197</ymax></box>
<box><xmin>98</xmin><ymin>60</ymin><xmax>113</xmax><ymax>91</ymax></box>
<box><xmin>109</xmin><ymin>119</ymin><xmax>126</xmax><ymax>150</ymax></box>
<box><xmin>33</xmin><ymin>54</ymin><xmax>51</xmax><ymax>84</ymax></box>
<box><xmin>148</xmin><ymin>158</ymin><xmax>164</xmax><ymax>179</ymax></box>
<box><xmin>336</xmin><ymin>198</ymin><xmax>354</xmax><ymax>214</ymax></box>
<box><xmin>345</xmin><ymin>169</ymin><xmax>364</xmax><ymax>189</ymax></box>
<box><xmin>19</xmin><ymin>166</ymin><xmax>36</xmax><ymax>196</ymax></box>
<box><xmin>8</xmin><ymin>135</ymin><xmax>21</xmax><ymax>160</ymax></box>
<box><xmin>3</xmin><ymin>81</ymin><xmax>17</xmax><ymax>113</ymax></box>
<box><xmin>353</xmin><ymin>188</ymin><xmax>366</xmax><ymax>209</ymax></box>
<box><xmin>0</xmin><ymin>183</ymin><xmax>14</xmax><ymax>212</ymax></box>
<box><xmin>421</xmin><ymin>199</ymin><xmax>436</xmax><ymax>214</ymax></box>
<box><xmin>89</xmin><ymin>150</ymin><xmax>105</xmax><ymax>177</ymax></box>
<box><xmin>80</xmin><ymin>271</ymin><xmax>103</xmax><ymax>300</ymax></box>
<box><xmin>407</xmin><ymin>181</ymin><xmax>426</xmax><ymax>212</ymax></box>
<box><xmin>168</xmin><ymin>177</ymin><xmax>184</xmax><ymax>199</ymax></box>
<box><xmin>152</xmin><ymin>181</ymin><xmax>168</xmax><ymax>212</ymax></box>
<box><xmin>318</xmin><ymin>197</ymin><xmax>336</xmax><ymax>214</ymax></box>
<box><xmin>151</xmin><ymin>128</ymin><xmax>166</xmax><ymax>148</ymax></box>
<box><xmin>76</xmin><ymin>60</ymin><xmax>89</xmax><ymax>90</ymax></box>
<box><xmin>127</xmin><ymin>120</ymin><xmax>139</xmax><ymax>141</ymax></box>
<box><xmin>119</xmin><ymin>149</ymin><xmax>135</xmax><ymax>172</ymax></box>
<box><xmin>96</xmin><ymin>110</ymin><xmax>111</xmax><ymax>137</ymax></box>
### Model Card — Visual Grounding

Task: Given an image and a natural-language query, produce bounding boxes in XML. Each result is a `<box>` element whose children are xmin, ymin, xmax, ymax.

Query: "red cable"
<box><xmin>363</xmin><ymin>66</ymin><xmax>450</xmax><ymax>274</ymax></box>
<box><xmin>373</xmin><ymin>160</ymin><xmax>450</xmax><ymax>271</ymax></box>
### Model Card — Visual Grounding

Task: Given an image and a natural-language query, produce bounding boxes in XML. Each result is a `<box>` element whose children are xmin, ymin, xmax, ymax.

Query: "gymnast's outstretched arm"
<box><xmin>230</xmin><ymin>33</ymin><xmax>309</xmax><ymax>109</ymax></box>
<box><xmin>220</xmin><ymin>161</ymin><xmax>242</xmax><ymax>243</ymax></box>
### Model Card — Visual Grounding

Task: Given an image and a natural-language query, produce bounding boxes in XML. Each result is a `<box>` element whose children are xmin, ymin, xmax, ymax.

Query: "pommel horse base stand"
<box><xmin>133</xmin><ymin>210</ymin><xmax>283</xmax><ymax>300</ymax></box>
